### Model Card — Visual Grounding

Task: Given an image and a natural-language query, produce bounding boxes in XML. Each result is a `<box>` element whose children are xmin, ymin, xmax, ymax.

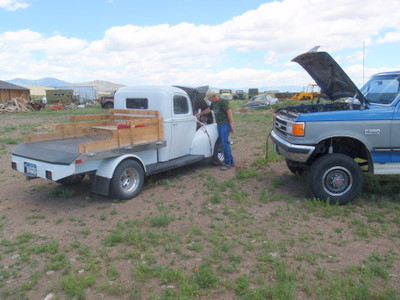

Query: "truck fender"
<box><xmin>311</xmin><ymin>125</ymin><xmax>378</xmax><ymax>155</ymax></box>
<box><xmin>315</xmin><ymin>133</ymin><xmax>372</xmax><ymax>158</ymax></box>
<box><xmin>190</xmin><ymin>123</ymin><xmax>219</xmax><ymax>157</ymax></box>
<box><xmin>91</xmin><ymin>154</ymin><xmax>146</xmax><ymax>196</ymax></box>
<box><xmin>96</xmin><ymin>154</ymin><xmax>146</xmax><ymax>179</ymax></box>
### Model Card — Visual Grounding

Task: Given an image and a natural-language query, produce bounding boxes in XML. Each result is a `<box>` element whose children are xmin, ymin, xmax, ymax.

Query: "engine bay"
<box><xmin>276</xmin><ymin>101</ymin><xmax>362</xmax><ymax>115</ymax></box>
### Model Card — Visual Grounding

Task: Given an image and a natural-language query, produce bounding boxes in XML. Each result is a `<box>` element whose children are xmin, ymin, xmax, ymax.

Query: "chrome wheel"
<box><xmin>119</xmin><ymin>167</ymin><xmax>140</xmax><ymax>194</ymax></box>
<box><xmin>110</xmin><ymin>160</ymin><xmax>144</xmax><ymax>200</ymax></box>
<box><xmin>322</xmin><ymin>166</ymin><xmax>352</xmax><ymax>197</ymax></box>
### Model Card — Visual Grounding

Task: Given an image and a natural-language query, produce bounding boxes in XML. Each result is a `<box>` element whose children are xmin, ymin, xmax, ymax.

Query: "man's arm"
<box><xmin>201</xmin><ymin>107</ymin><xmax>211</xmax><ymax>116</ymax></box>
<box><xmin>226</xmin><ymin>108</ymin><xmax>234</xmax><ymax>133</ymax></box>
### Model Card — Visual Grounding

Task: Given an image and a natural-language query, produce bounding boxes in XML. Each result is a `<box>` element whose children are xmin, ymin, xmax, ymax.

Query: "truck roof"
<box><xmin>372</xmin><ymin>70</ymin><xmax>400</xmax><ymax>76</ymax></box>
<box><xmin>114</xmin><ymin>86</ymin><xmax>191</xmax><ymax>119</ymax></box>
<box><xmin>116</xmin><ymin>85</ymin><xmax>185</xmax><ymax>94</ymax></box>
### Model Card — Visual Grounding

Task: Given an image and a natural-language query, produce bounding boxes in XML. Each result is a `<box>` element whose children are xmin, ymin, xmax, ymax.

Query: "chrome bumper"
<box><xmin>270</xmin><ymin>131</ymin><xmax>315</xmax><ymax>162</ymax></box>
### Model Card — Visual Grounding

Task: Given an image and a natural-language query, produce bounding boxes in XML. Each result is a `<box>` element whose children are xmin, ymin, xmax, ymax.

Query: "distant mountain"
<box><xmin>7</xmin><ymin>78</ymin><xmax>126</xmax><ymax>95</ymax></box>
<box><xmin>73</xmin><ymin>80</ymin><xmax>125</xmax><ymax>94</ymax></box>
<box><xmin>7</xmin><ymin>77</ymin><xmax>302</xmax><ymax>95</ymax></box>
<box><xmin>9</xmin><ymin>77</ymin><xmax>71</xmax><ymax>87</ymax></box>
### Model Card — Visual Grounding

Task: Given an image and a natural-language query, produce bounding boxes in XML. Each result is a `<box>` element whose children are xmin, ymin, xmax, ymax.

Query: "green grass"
<box><xmin>0</xmin><ymin>105</ymin><xmax>399</xmax><ymax>299</ymax></box>
<box><xmin>0</xmin><ymin>137</ymin><xmax>21</xmax><ymax>145</ymax></box>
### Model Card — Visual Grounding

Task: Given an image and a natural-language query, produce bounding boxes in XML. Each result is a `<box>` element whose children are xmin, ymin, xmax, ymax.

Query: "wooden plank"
<box><xmin>78</xmin><ymin>138</ymin><xmax>119</xmax><ymax>153</ymax></box>
<box><xmin>70</xmin><ymin>114</ymin><xmax>111</xmax><ymax>122</ymax></box>
<box><xmin>117</xmin><ymin>129</ymin><xmax>132</xmax><ymax>147</ymax></box>
<box><xmin>110</xmin><ymin>109</ymin><xmax>160</xmax><ymax>117</ymax></box>
<box><xmin>89</xmin><ymin>128</ymin><xmax>113</xmax><ymax>140</ymax></box>
<box><xmin>91</xmin><ymin>125</ymin><xmax>117</xmax><ymax>131</ymax></box>
<box><xmin>23</xmin><ymin>131</ymin><xmax>63</xmax><ymax>143</ymax></box>
<box><xmin>23</xmin><ymin>120</ymin><xmax>111</xmax><ymax>143</ymax></box>
<box><xmin>131</xmin><ymin>125</ymin><xmax>157</xmax><ymax>144</ymax></box>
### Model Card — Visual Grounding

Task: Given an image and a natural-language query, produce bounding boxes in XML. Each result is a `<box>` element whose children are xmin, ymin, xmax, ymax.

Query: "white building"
<box><xmin>55</xmin><ymin>86</ymin><xmax>98</xmax><ymax>103</ymax></box>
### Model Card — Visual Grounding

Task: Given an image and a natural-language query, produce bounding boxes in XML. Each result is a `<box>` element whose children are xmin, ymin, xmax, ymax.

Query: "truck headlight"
<box><xmin>291</xmin><ymin>122</ymin><xmax>305</xmax><ymax>136</ymax></box>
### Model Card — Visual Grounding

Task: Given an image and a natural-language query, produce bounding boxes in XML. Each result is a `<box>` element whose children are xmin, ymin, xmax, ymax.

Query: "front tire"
<box><xmin>110</xmin><ymin>160</ymin><xmax>144</xmax><ymax>200</ymax></box>
<box><xmin>211</xmin><ymin>138</ymin><xmax>224</xmax><ymax>166</ymax></box>
<box><xmin>308</xmin><ymin>154</ymin><xmax>362</xmax><ymax>205</ymax></box>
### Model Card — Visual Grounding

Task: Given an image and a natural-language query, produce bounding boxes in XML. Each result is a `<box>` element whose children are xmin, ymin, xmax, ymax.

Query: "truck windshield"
<box><xmin>361</xmin><ymin>74</ymin><xmax>400</xmax><ymax>105</ymax></box>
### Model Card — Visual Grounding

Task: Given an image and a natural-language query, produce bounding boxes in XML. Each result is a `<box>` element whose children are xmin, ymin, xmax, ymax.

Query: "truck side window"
<box><xmin>126</xmin><ymin>98</ymin><xmax>148</xmax><ymax>109</ymax></box>
<box><xmin>173</xmin><ymin>95</ymin><xmax>189</xmax><ymax>114</ymax></box>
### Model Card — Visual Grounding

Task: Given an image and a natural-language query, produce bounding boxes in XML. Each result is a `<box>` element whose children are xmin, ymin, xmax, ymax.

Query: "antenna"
<box><xmin>362</xmin><ymin>41</ymin><xmax>365</xmax><ymax>85</ymax></box>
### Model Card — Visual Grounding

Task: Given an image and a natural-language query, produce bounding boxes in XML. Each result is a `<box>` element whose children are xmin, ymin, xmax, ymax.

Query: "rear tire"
<box><xmin>308</xmin><ymin>154</ymin><xmax>362</xmax><ymax>205</ymax></box>
<box><xmin>110</xmin><ymin>160</ymin><xmax>144</xmax><ymax>200</ymax></box>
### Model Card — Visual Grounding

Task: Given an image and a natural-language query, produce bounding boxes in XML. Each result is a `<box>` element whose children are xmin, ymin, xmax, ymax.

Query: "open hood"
<box><xmin>292</xmin><ymin>49</ymin><xmax>366</xmax><ymax>104</ymax></box>
<box><xmin>174</xmin><ymin>85</ymin><xmax>211</xmax><ymax>112</ymax></box>
<box><xmin>174</xmin><ymin>85</ymin><xmax>209</xmax><ymax>104</ymax></box>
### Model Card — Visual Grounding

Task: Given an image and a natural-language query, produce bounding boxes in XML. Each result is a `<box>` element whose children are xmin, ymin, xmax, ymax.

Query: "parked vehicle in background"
<box><xmin>290</xmin><ymin>83</ymin><xmax>321</xmax><ymax>101</ymax></box>
<box><xmin>243</xmin><ymin>94</ymin><xmax>278</xmax><ymax>109</ymax></box>
<box><xmin>219</xmin><ymin>89</ymin><xmax>233</xmax><ymax>100</ymax></box>
<box><xmin>248</xmin><ymin>88</ymin><xmax>259</xmax><ymax>99</ymax></box>
<box><xmin>234</xmin><ymin>90</ymin><xmax>245</xmax><ymax>100</ymax></box>
<box><xmin>100</xmin><ymin>90</ymin><xmax>116</xmax><ymax>109</ymax></box>
<box><xmin>271</xmin><ymin>48</ymin><xmax>400</xmax><ymax>205</ymax></box>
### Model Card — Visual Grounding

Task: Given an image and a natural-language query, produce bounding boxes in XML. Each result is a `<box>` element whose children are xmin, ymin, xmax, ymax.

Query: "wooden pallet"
<box><xmin>23</xmin><ymin>109</ymin><xmax>164</xmax><ymax>153</ymax></box>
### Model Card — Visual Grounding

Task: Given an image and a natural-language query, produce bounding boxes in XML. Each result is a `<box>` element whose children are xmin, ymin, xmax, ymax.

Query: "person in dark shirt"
<box><xmin>200</xmin><ymin>90</ymin><xmax>234</xmax><ymax>170</ymax></box>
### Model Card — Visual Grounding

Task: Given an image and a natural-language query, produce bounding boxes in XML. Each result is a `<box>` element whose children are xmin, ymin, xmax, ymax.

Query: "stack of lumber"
<box><xmin>0</xmin><ymin>98</ymin><xmax>36</xmax><ymax>113</ymax></box>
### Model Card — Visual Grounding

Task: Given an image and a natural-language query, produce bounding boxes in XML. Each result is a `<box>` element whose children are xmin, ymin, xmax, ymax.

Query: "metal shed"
<box><xmin>0</xmin><ymin>80</ymin><xmax>30</xmax><ymax>104</ymax></box>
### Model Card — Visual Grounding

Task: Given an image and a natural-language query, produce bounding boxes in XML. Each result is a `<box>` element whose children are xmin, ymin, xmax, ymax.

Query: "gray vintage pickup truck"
<box><xmin>271</xmin><ymin>48</ymin><xmax>400</xmax><ymax>204</ymax></box>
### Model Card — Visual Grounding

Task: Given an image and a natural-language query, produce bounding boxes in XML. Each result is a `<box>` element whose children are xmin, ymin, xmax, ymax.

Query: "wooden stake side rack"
<box><xmin>23</xmin><ymin>109</ymin><xmax>164</xmax><ymax>153</ymax></box>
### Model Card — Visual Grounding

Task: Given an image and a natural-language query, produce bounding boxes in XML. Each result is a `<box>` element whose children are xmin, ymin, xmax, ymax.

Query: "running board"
<box><xmin>146</xmin><ymin>155</ymin><xmax>205</xmax><ymax>175</ymax></box>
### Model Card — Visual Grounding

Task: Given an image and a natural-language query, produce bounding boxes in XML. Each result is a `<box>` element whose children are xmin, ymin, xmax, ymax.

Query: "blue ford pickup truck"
<box><xmin>271</xmin><ymin>48</ymin><xmax>400</xmax><ymax>204</ymax></box>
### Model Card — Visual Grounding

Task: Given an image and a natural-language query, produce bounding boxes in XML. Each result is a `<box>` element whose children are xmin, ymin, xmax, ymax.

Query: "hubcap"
<box><xmin>322</xmin><ymin>166</ymin><xmax>352</xmax><ymax>197</ymax></box>
<box><xmin>120</xmin><ymin>168</ymin><xmax>139</xmax><ymax>193</ymax></box>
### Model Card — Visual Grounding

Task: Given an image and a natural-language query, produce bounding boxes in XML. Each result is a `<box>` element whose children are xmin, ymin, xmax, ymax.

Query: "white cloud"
<box><xmin>0</xmin><ymin>0</ymin><xmax>29</xmax><ymax>11</ymax></box>
<box><xmin>0</xmin><ymin>0</ymin><xmax>399</xmax><ymax>87</ymax></box>
<box><xmin>377</xmin><ymin>30</ymin><xmax>400</xmax><ymax>43</ymax></box>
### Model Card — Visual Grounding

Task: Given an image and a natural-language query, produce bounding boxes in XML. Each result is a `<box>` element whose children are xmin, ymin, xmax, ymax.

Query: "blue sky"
<box><xmin>1</xmin><ymin>0</ymin><xmax>399</xmax><ymax>89</ymax></box>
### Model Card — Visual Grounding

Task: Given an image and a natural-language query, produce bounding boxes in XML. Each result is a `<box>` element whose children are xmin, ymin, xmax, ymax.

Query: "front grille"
<box><xmin>274</xmin><ymin>116</ymin><xmax>288</xmax><ymax>136</ymax></box>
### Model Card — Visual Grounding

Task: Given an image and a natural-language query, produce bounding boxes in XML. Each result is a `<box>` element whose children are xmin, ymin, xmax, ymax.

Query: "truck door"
<box><xmin>391</xmin><ymin>103</ymin><xmax>400</xmax><ymax>162</ymax></box>
<box><xmin>169</xmin><ymin>94</ymin><xmax>197</xmax><ymax>159</ymax></box>
<box><xmin>386</xmin><ymin>77</ymin><xmax>400</xmax><ymax>162</ymax></box>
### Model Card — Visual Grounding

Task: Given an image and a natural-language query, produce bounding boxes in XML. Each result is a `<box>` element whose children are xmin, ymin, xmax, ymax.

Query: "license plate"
<box><xmin>24</xmin><ymin>162</ymin><xmax>37</xmax><ymax>177</ymax></box>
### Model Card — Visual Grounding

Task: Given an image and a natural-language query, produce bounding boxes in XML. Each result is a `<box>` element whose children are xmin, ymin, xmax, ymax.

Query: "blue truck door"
<box><xmin>391</xmin><ymin>103</ymin><xmax>400</xmax><ymax>162</ymax></box>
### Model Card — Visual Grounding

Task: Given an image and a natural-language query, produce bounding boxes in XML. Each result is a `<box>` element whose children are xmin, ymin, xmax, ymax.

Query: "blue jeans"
<box><xmin>218</xmin><ymin>123</ymin><xmax>234</xmax><ymax>167</ymax></box>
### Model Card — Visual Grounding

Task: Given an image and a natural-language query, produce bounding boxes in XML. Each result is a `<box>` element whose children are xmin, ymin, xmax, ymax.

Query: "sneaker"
<box><xmin>220</xmin><ymin>165</ymin><xmax>231</xmax><ymax>171</ymax></box>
